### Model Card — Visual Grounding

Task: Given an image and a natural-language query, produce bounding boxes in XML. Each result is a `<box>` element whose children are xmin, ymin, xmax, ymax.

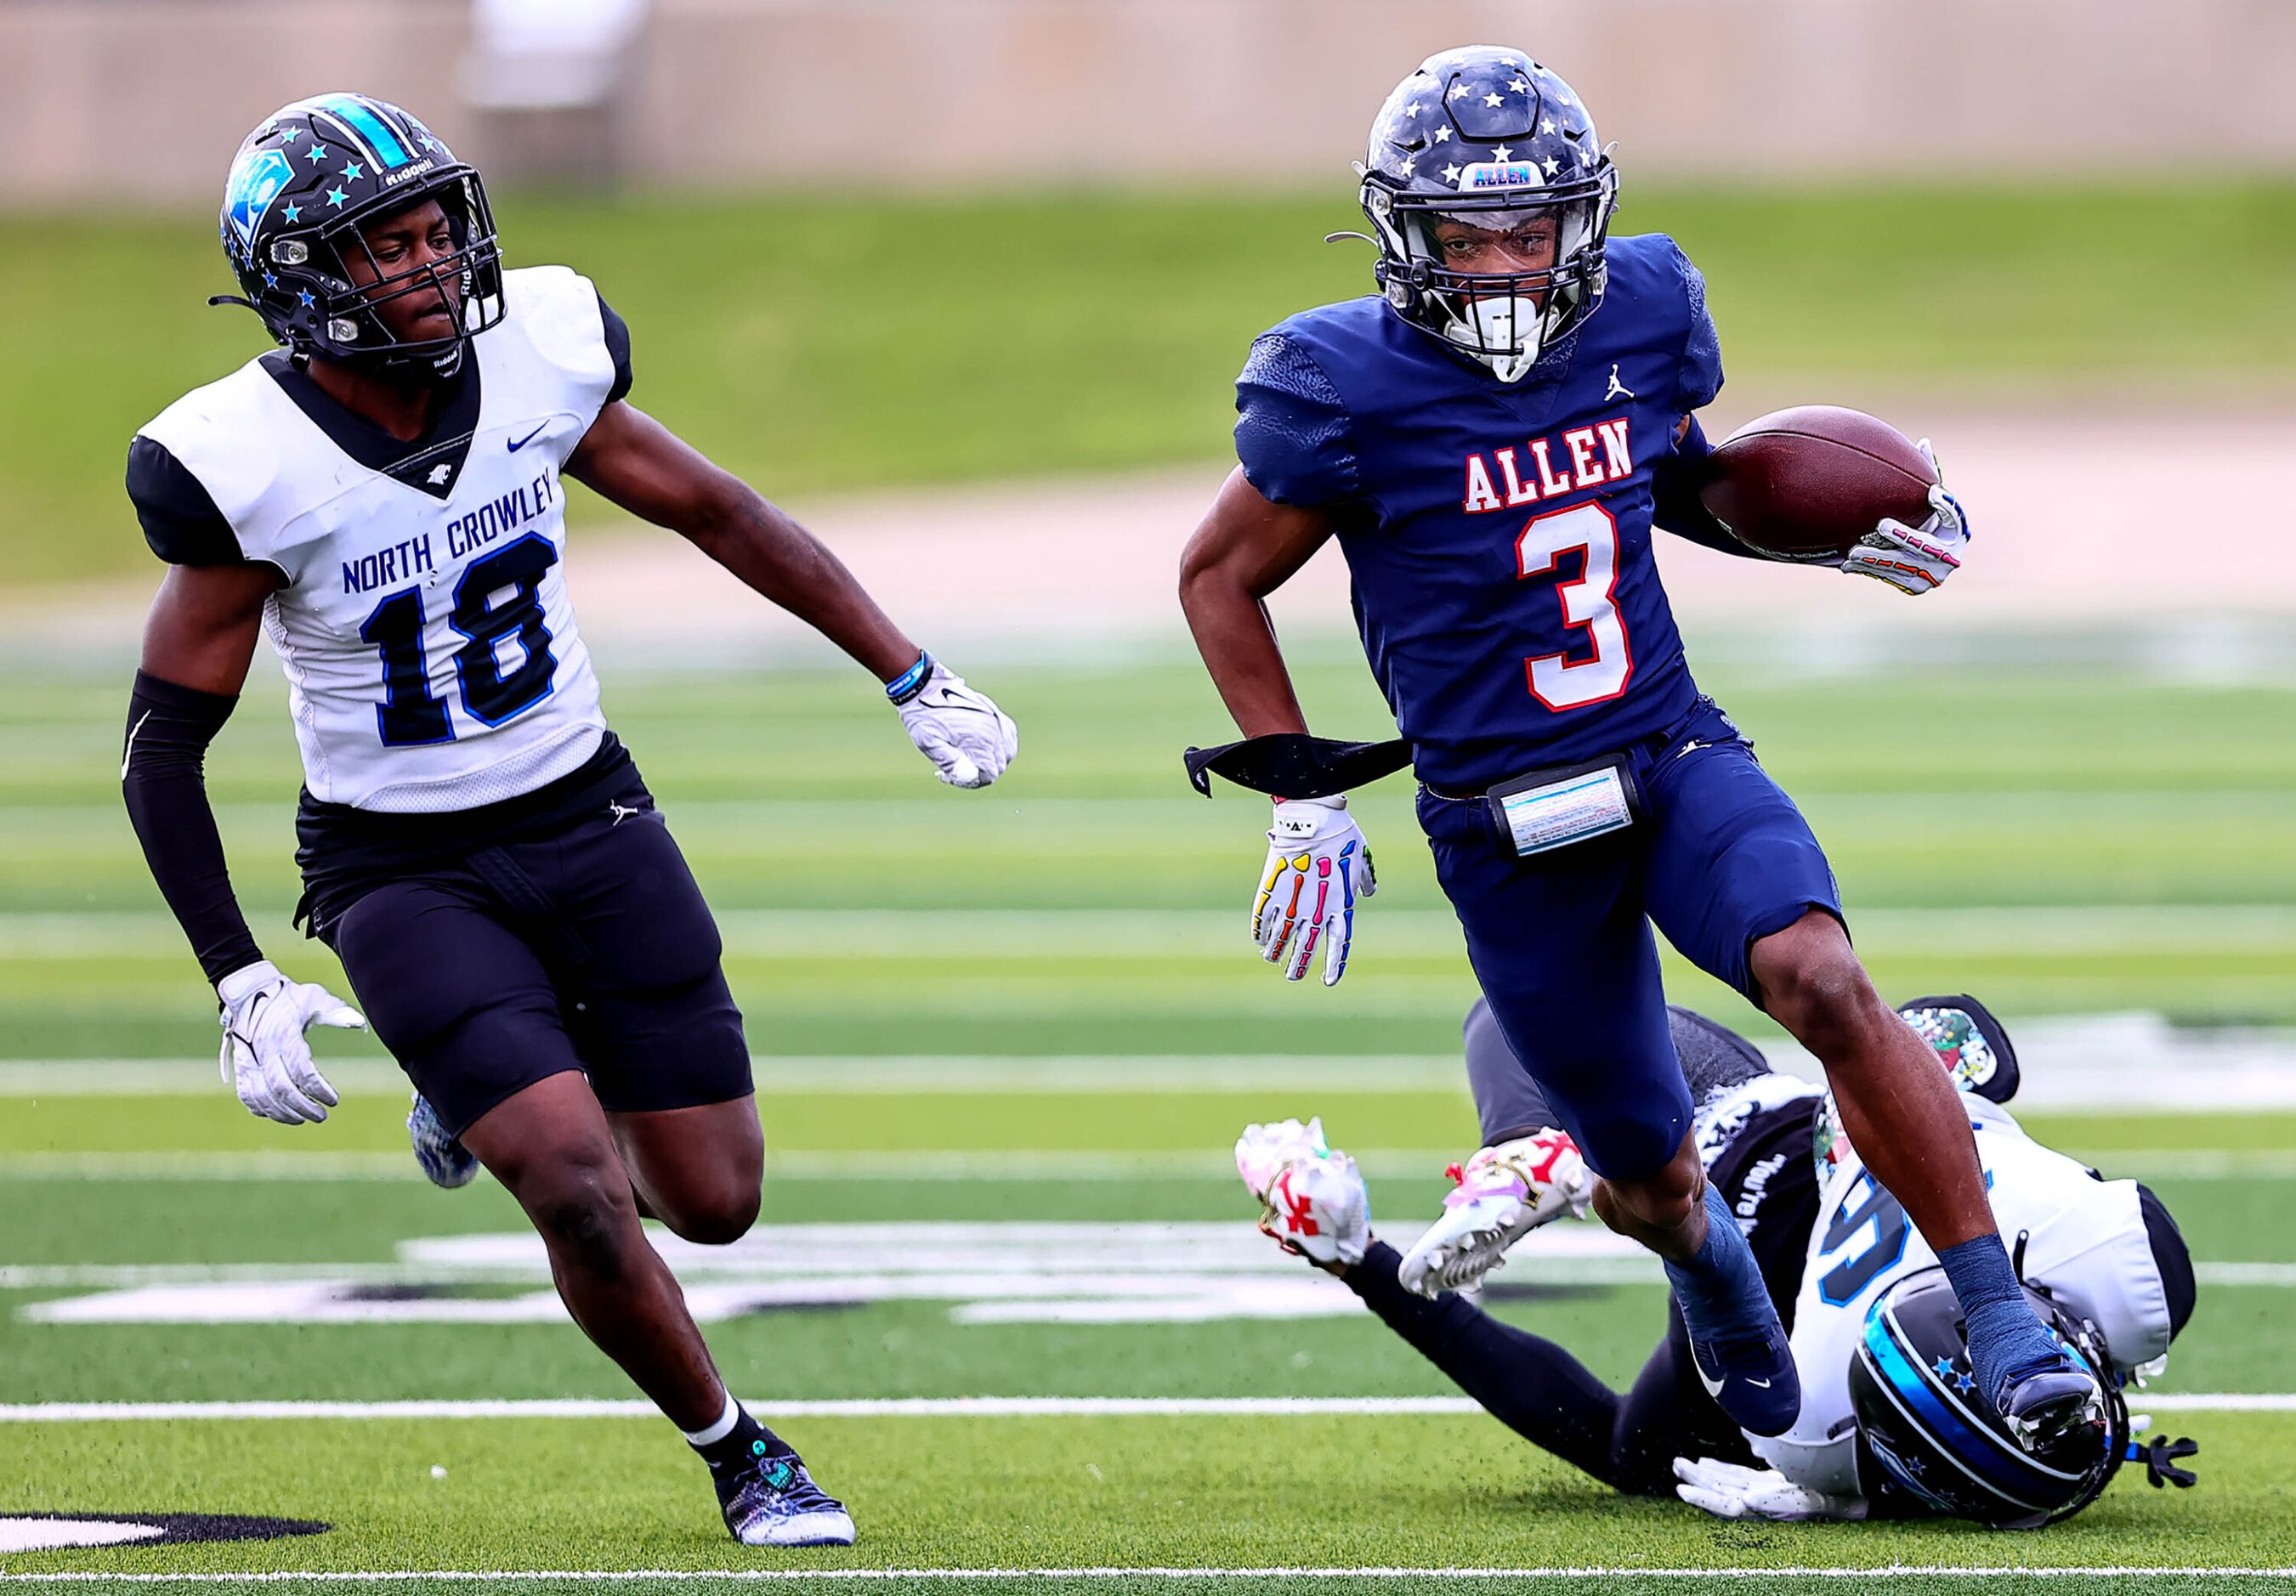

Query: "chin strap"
<box><xmin>207</xmin><ymin>293</ymin><xmax>260</xmax><ymax>314</ymax></box>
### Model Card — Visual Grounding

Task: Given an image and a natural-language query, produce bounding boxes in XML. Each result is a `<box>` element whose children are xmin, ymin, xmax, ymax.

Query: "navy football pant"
<box><xmin>321</xmin><ymin>803</ymin><xmax>751</xmax><ymax>1140</ymax></box>
<box><xmin>1418</xmin><ymin>699</ymin><xmax>1840</xmax><ymax>1181</ymax></box>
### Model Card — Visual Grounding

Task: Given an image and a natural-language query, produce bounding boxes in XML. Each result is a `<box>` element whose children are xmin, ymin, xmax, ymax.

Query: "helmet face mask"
<box><xmin>310</xmin><ymin>175</ymin><xmax>503</xmax><ymax>375</ymax></box>
<box><xmin>1850</xmin><ymin>1268</ymin><xmax>2130</xmax><ymax>1529</ymax></box>
<box><xmin>218</xmin><ymin>95</ymin><xmax>505</xmax><ymax>378</ymax></box>
<box><xmin>1357</xmin><ymin>47</ymin><xmax>1619</xmax><ymax>382</ymax></box>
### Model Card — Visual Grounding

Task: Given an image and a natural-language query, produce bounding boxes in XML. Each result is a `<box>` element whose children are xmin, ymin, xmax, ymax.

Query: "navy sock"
<box><xmin>689</xmin><ymin>1401</ymin><xmax>797</xmax><ymax>1479</ymax></box>
<box><xmin>1661</xmin><ymin>1186</ymin><xmax>1778</xmax><ymax>1347</ymax></box>
<box><xmin>1937</xmin><ymin>1232</ymin><xmax>2066</xmax><ymax>1404</ymax></box>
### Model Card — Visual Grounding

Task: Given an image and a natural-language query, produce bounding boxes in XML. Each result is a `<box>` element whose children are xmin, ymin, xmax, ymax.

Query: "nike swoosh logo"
<box><xmin>1747</xmin><ymin>1378</ymin><xmax>1772</xmax><ymax>1389</ymax></box>
<box><xmin>507</xmin><ymin>423</ymin><xmax>548</xmax><ymax>452</ymax></box>
<box><xmin>121</xmin><ymin>709</ymin><xmax>151</xmax><ymax>781</ymax></box>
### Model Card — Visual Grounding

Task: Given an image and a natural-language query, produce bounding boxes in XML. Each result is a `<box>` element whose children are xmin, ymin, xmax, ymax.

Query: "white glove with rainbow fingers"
<box><xmin>217</xmin><ymin>959</ymin><xmax>366</xmax><ymax>1125</ymax></box>
<box><xmin>1672</xmin><ymin>1457</ymin><xmax>1867</xmax><ymax>1523</ymax></box>
<box><xmin>1841</xmin><ymin>439</ymin><xmax>1969</xmax><ymax>596</ymax></box>
<box><xmin>1234</xmin><ymin>1117</ymin><xmax>1369</xmax><ymax>1268</ymax></box>
<box><xmin>1252</xmin><ymin>796</ymin><xmax>1375</xmax><ymax>985</ymax></box>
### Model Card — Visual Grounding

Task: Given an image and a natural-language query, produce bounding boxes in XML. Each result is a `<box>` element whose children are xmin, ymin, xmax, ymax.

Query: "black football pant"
<box><xmin>1344</xmin><ymin>1240</ymin><xmax>1757</xmax><ymax>1496</ymax></box>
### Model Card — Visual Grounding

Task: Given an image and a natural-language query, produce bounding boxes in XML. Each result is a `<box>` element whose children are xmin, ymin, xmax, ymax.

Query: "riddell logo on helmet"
<box><xmin>382</xmin><ymin>158</ymin><xmax>439</xmax><ymax>190</ymax></box>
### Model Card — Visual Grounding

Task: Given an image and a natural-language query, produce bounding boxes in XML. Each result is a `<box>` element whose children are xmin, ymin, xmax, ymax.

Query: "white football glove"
<box><xmin>1672</xmin><ymin>1457</ymin><xmax>1867</xmax><ymax>1523</ymax></box>
<box><xmin>1841</xmin><ymin>439</ymin><xmax>1969</xmax><ymax>596</ymax></box>
<box><xmin>893</xmin><ymin>658</ymin><xmax>1018</xmax><ymax>789</ymax></box>
<box><xmin>216</xmin><ymin>959</ymin><xmax>365</xmax><ymax>1125</ymax></box>
<box><xmin>1252</xmin><ymin>796</ymin><xmax>1375</xmax><ymax>986</ymax></box>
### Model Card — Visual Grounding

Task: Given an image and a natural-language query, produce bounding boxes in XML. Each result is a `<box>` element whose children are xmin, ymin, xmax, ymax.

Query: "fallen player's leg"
<box><xmin>1238</xmin><ymin>1115</ymin><xmax>1772</xmax><ymax>1495</ymax></box>
<box><xmin>1351</xmin><ymin>1238</ymin><xmax>1758</xmax><ymax>1494</ymax></box>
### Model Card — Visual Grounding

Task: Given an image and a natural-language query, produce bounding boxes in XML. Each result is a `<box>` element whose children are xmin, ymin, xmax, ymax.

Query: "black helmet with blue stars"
<box><xmin>215</xmin><ymin>93</ymin><xmax>504</xmax><ymax>374</ymax></box>
<box><xmin>1848</xmin><ymin>1268</ymin><xmax>2130</xmax><ymax>1528</ymax></box>
<box><xmin>1357</xmin><ymin>46</ymin><xmax>1619</xmax><ymax>382</ymax></box>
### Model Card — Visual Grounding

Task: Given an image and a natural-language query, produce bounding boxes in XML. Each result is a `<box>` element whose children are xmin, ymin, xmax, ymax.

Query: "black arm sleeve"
<box><xmin>1651</xmin><ymin>417</ymin><xmax>1768</xmax><ymax>562</ymax></box>
<box><xmin>127</xmin><ymin>435</ymin><xmax>246</xmax><ymax>566</ymax></box>
<box><xmin>121</xmin><ymin>670</ymin><xmax>264</xmax><ymax>985</ymax></box>
<box><xmin>596</xmin><ymin>290</ymin><xmax>633</xmax><ymax>404</ymax></box>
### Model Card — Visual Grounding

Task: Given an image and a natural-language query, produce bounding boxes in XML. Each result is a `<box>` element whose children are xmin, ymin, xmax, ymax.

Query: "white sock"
<box><xmin>678</xmin><ymin>1389</ymin><xmax>740</xmax><ymax>1447</ymax></box>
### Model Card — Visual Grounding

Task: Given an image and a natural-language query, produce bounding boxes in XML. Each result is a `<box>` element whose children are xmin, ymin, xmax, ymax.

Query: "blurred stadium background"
<box><xmin>3</xmin><ymin>1</ymin><xmax>2294</xmax><ymax>1586</ymax></box>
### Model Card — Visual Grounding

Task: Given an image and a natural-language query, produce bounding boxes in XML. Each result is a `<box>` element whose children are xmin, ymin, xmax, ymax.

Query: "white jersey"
<box><xmin>1750</xmin><ymin>1095</ymin><xmax>2175</xmax><ymax>1497</ymax></box>
<box><xmin>135</xmin><ymin>265</ymin><xmax>620</xmax><ymax>812</ymax></box>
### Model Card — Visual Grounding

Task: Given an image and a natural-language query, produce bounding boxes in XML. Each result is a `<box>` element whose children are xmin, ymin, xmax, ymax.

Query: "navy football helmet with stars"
<box><xmin>1355</xmin><ymin>45</ymin><xmax>1619</xmax><ymax>382</ymax></box>
<box><xmin>215</xmin><ymin>93</ymin><xmax>504</xmax><ymax>374</ymax></box>
<box><xmin>1849</xmin><ymin>1267</ymin><xmax>2131</xmax><ymax>1528</ymax></box>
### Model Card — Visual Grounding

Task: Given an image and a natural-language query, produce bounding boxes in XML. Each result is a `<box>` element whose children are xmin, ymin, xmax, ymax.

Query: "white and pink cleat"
<box><xmin>1397</xmin><ymin>1128</ymin><xmax>1594</xmax><ymax>1299</ymax></box>
<box><xmin>1234</xmin><ymin>1117</ymin><xmax>1370</xmax><ymax>1269</ymax></box>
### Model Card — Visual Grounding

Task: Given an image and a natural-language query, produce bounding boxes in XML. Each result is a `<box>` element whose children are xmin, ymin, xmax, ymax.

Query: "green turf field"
<box><xmin>3</xmin><ymin>654</ymin><xmax>2293</xmax><ymax>1590</ymax></box>
<box><xmin>3</xmin><ymin>181</ymin><xmax>2293</xmax><ymax>582</ymax></box>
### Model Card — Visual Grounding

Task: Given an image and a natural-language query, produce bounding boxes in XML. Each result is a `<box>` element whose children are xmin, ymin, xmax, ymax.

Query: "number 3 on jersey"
<box><xmin>359</xmin><ymin>533</ymin><xmax>562</xmax><ymax>747</ymax></box>
<box><xmin>1515</xmin><ymin>501</ymin><xmax>1631</xmax><ymax>710</ymax></box>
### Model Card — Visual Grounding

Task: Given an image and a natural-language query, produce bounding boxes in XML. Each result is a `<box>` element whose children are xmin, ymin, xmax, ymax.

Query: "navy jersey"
<box><xmin>1235</xmin><ymin>233</ymin><xmax>1724</xmax><ymax>790</ymax></box>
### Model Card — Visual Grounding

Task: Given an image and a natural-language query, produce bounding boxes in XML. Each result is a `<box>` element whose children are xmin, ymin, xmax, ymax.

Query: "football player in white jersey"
<box><xmin>1234</xmin><ymin>994</ymin><xmax>2202</xmax><ymax>1527</ymax></box>
<box><xmin>120</xmin><ymin>94</ymin><xmax>1018</xmax><ymax>1548</ymax></box>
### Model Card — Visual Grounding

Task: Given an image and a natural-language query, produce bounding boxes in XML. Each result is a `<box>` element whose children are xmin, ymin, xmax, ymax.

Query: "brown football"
<box><xmin>1698</xmin><ymin>405</ymin><xmax>1936</xmax><ymax>559</ymax></box>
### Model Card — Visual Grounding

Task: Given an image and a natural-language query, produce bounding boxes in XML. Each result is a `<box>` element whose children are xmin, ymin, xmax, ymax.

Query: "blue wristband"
<box><xmin>884</xmin><ymin>651</ymin><xmax>933</xmax><ymax>705</ymax></box>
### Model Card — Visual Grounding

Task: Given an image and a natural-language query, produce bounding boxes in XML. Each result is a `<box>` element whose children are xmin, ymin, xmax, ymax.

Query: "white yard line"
<box><xmin>2</xmin><ymin>1570</ymin><xmax>2293</xmax><ymax>1586</ymax></box>
<box><xmin>0</xmin><ymin>1395</ymin><xmax>2285</xmax><ymax>1423</ymax></box>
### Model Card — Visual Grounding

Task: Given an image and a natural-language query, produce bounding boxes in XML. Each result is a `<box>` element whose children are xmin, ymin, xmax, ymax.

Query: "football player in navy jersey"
<box><xmin>1177</xmin><ymin>46</ymin><xmax>2097</xmax><ymax>1447</ymax></box>
<box><xmin>121</xmin><ymin>94</ymin><xmax>1017</xmax><ymax>1547</ymax></box>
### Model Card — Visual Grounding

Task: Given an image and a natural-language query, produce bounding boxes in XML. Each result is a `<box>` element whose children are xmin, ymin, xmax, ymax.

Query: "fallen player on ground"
<box><xmin>1238</xmin><ymin>995</ymin><xmax>2202</xmax><ymax>1526</ymax></box>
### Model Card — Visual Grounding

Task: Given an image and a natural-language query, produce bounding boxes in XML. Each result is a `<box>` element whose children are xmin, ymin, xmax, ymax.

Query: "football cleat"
<box><xmin>1235</xmin><ymin>1117</ymin><xmax>1329</xmax><ymax>1203</ymax></box>
<box><xmin>1397</xmin><ymin>1129</ymin><xmax>1592</xmax><ymax>1299</ymax></box>
<box><xmin>716</xmin><ymin>1449</ymin><xmax>856</xmax><ymax>1548</ymax></box>
<box><xmin>1235</xmin><ymin>1118</ymin><xmax>1369</xmax><ymax>1267</ymax></box>
<box><xmin>1687</xmin><ymin>1316</ymin><xmax>1804</xmax><ymax>1438</ymax></box>
<box><xmin>1896</xmin><ymin>994</ymin><xmax>2021</xmax><ymax>1105</ymax></box>
<box><xmin>2000</xmin><ymin>1362</ymin><xmax>2106</xmax><ymax>1451</ymax></box>
<box><xmin>407</xmin><ymin>1092</ymin><xmax>479</xmax><ymax>1190</ymax></box>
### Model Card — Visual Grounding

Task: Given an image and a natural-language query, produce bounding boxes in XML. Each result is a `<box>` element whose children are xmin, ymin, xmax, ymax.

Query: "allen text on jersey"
<box><xmin>1461</xmin><ymin>416</ymin><xmax>1636</xmax><ymax>514</ymax></box>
